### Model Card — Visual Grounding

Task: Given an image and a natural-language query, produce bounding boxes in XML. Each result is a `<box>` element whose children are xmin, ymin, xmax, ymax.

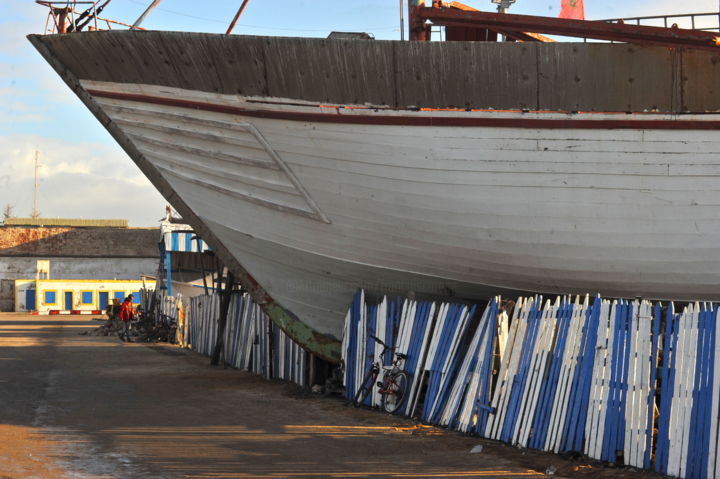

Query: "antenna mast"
<box><xmin>32</xmin><ymin>150</ymin><xmax>40</xmax><ymax>219</ymax></box>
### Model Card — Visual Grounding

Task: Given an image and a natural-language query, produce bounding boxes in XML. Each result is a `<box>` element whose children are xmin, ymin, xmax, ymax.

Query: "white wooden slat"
<box><xmin>439</xmin><ymin>302</ymin><xmax>490</xmax><ymax>428</ymax></box>
<box><xmin>484</xmin><ymin>298</ymin><xmax>519</xmax><ymax>437</ymax></box>
<box><xmin>488</xmin><ymin>297</ymin><xmax>531</xmax><ymax>440</ymax></box>
<box><xmin>371</xmin><ymin>296</ymin><xmax>388</xmax><ymax>407</ymax></box>
<box><xmin>584</xmin><ymin>299</ymin><xmax>611</xmax><ymax>459</ymax></box>
<box><xmin>426</xmin><ymin>305</ymin><xmax>471</xmax><ymax>422</ymax></box>
<box><xmin>513</xmin><ymin>297</ymin><xmax>550</xmax><ymax>445</ymax></box>
<box><xmin>624</xmin><ymin>300</ymin><xmax>640</xmax><ymax>466</ymax></box>
<box><xmin>679</xmin><ymin>305</ymin><xmax>700</xmax><ymax>479</ymax></box>
<box><xmin>546</xmin><ymin>296</ymin><xmax>587</xmax><ymax>453</ymax></box>
<box><xmin>517</xmin><ymin>299</ymin><xmax>553</xmax><ymax>446</ymax></box>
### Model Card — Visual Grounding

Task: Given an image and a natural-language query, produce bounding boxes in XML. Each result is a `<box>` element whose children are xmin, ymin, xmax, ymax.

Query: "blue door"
<box><xmin>26</xmin><ymin>290</ymin><xmax>36</xmax><ymax>311</ymax></box>
<box><xmin>64</xmin><ymin>292</ymin><xmax>73</xmax><ymax>310</ymax></box>
<box><xmin>98</xmin><ymin>292</ymin><xmax>109</xmax><ymax>310</ymax></box>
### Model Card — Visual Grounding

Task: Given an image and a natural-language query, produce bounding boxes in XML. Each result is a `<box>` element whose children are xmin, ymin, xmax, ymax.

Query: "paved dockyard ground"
<box><xmin>0</xmin><ymin>312</ymin><xmax>658</xmax><ymax>479</ymax></box>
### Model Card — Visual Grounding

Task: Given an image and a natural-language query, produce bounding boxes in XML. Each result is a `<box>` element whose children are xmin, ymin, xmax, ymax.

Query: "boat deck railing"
<box><xmin>601</xmin><ymin>12</ymin><xmax>720</xmax><ymax>33</ymax></box>
<box><xmin>36</xmin><ymin>0</ymin><xmax>141</xmax><ymax>33</ymax></box>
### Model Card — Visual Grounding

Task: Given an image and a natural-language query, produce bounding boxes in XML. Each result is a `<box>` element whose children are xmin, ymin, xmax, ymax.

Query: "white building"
<box><xmin>0</xmin><ymin>218</ymin><xmax>159</xmax><ymax>312</ymax></box>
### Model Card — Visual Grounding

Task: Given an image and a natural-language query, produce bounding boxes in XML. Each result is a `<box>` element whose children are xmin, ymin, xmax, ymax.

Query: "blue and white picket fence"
<box><xmin>342</xmin><ymin>290</ymin><xmax>720</xmax><ymax>479</ymax></box>
<box><xmin>186</xmin><ymin>292</ymin><xmax>308</xmax><ymax>387</ymax></box>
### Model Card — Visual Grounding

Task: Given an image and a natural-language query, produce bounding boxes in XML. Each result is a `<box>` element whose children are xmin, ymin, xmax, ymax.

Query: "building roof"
<box><xmin>3</xmin><ymin>218</ymin><xmax>128</xmax><ymax>228</ymax></box>
<box><xmin>0</xmin><ymin>227</ymin><xmax>160</xmax><ymax>258</ymax></box>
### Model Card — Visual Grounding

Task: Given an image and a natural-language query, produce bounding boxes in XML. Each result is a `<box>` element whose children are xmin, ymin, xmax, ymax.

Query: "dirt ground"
<box><xmin>0</xmin><ymin>313</ymin><xmax>659</xmax><ymax>479</ymax></box>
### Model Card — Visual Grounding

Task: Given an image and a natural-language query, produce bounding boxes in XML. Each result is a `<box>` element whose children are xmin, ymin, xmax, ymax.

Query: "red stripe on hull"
<box><xmin>88</xmin><ymin>89</ymin><xmax>720</xmax><ymax>130</ymax></box>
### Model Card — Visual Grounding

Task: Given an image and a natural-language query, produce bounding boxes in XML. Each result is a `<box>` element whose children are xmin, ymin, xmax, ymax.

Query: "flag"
<box><xmin>559</xmin><ymin>0</ymin><xmax>585</xmax><ymax>20</ymax></box>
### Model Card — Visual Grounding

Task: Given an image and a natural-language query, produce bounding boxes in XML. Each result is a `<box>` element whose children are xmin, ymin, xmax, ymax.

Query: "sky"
<box><xmin>1</xmin><ymin>0</ymin><xmax>718</xmax><ymax>226</ymax></box>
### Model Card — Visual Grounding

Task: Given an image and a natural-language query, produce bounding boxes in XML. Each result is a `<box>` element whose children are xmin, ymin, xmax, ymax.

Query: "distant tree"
<box><xmin>2</xmin><ymin>204</ymin><xmax>14</xmax><ymax>220</ymax></box>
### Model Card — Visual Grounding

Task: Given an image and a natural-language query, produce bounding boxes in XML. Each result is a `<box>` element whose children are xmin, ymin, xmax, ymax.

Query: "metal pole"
<box><xmin>131</xmin><ymin>0</ymin><xmax>162</xmax><ymax>29</ymax></box>
<box><xmin>32</xmin><ymin>151</ymin><xmax>40</xmax><ymax>219</ymax></box>
<box><xmin>400</xmin><ymin>0</ymin><xmax>405</xmax><ymax>40</ymax></box>
<box><xmin>226</xmin><ymin>0</ymin><xmax>252</xmax><ymax>35</ymax></box>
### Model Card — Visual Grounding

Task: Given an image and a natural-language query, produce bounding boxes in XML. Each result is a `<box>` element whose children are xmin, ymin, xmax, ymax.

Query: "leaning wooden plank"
<box><xmin>696</xmin><ymin>303</ymin><xmax>713</xmax><ymax>479</ymax></box>
<box><xmin>601</xmin><ymin>300</ymin><xmax>622</xmax><ymax>463</ymax></box>
<box><xmin>501</xmin><ymin>297</ymin><xmax>542</xmax><ymax>444</ymax></box>
<box><xmin>429</xmin><ymin>304</ymin><xmax>475</xmax><ymax>424</ymax></box>
<box><xmin>451</xmin><ymin>302</ymin><xmax>494</xmax><ymax>431</ymax></box>
<box><xmin>710</xmin><ymin>304</ymin><xmax>720</xmax><ymax>479</ymax></box>
<box><xmin>679</xmin><ymin>304</ymin><xmax>700</xmax><ymax>479</ymax></box>
<box><xmin>485</xmin><ymin>297</ymin><xmax>524</xmax><ymax>439</ymax></box>
<box><xmin>545</xmin><ymin>297</ymin><xmax>581</xmax><ymax>452</ymax></box>
<box><xmin>624</xmin><ymin>300</ymin><xmax>639</xmax><ymax>466</ymax></box>
<box><xmin>564</xmin><ymin>295</ymin><xmax>603</xmax><ymax>454</ymax></box>
<box><xmin>585</xmin><ymin>299</ymin><xmax>611</xmax><ymax>459</ymax></box>
<box><xmin>632</xmin><ymin>301</ymin><xmax>650</xmax><ymax>468</ymax></box>
<box><xmin>520</xmin><ymin>298</ymin><xmax>559</xmax><ymax>447</ymax></box>
<box><xmin>668</xmin><ymin>306</ymin><xmax>690</xmax><ymax>477</ymax></box>
<box><xmin>531</xmin><ymin>298</ymin><xmax>571</xmax><ymax>450</ymax></box>
<box><xmin>550</xmin><ymin>296</ymin><xmax>589</xmax><ymax>453</ymax></box>
<box><xmin>695</xmin><ymin>303</ymin><xmax>713</xmax><ymax>479</ymax></box>
<box><xmin>488</xmin><ymin>297</ymin><xmax>528</xmax><ymax>439</ymax></box>
<box><xmin>638</xmin><ymin>301</ymin><xmax>653</xmax><ymax>468</ymax></box>
<box><xmin>440</xmin><ymin>302</ymin><xmax>488</xmax><ymax>428</ymax></box>
<box><xmin>473</xmin><ymin>299</ymin><xmax>501</xmax><ymax>435</ymax></box>
<box><xmin>514</xmin><ymin>299</ymin><xmax>551</xmax><ymax>445</ymax></box>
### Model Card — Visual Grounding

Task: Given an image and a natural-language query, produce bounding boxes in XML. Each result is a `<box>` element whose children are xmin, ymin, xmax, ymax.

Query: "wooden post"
<box><xmin>408</xmin><ymin>0</ymin><xmax>429</xmax><ymax>41</ymax></box>
<box><xmin>308</xmin><ymin>353</ymin><xmax>316</xmax><ymax>387</ymax></box>
<box><xmin>211</xmin><ymin>270</ymin><xmax>235</xmax><ymax>365</ymax></box>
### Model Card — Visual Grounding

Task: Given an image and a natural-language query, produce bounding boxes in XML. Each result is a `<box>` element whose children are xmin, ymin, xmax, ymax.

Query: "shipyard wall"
<box><xmin>0</xmin><ymin>226</ymin><xmax>159</xmax><ymax>311</ymax></box>
<box><xmin>31</xmin><ymin>31</ymin><xmax>720</xmax><ymax>113</ymax></box>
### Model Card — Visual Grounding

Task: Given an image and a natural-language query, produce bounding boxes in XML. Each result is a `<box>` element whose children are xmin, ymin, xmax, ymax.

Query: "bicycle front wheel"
<box><xmin>353</xmin><ymin>372</ymin><xmax>375</xmax><ymax>407</ymax></box>
<box><xmin>381</xmin><ymin>371</ymin><xmax>409</xmax><ymax>414</ymax></box>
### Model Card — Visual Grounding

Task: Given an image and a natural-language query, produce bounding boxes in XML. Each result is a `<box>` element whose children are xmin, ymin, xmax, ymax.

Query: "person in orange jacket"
<box><xmin>119</xmin><ymin>295</ymin><xmax>135</xmax><ymax>342</ymax></box>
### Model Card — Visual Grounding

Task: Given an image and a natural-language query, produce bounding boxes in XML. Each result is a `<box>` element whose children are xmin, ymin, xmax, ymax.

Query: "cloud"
<box><xmin>0</xmin><ymin>134</ymin><xmax>167</xmax><ymax>226</ymax></box>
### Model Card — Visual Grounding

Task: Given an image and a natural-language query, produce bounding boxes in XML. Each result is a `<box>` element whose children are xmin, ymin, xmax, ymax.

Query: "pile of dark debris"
<box><xmin>80</xmin><ymin>315</ymin><xmax>177</xmax><ymax>343</ymax></box>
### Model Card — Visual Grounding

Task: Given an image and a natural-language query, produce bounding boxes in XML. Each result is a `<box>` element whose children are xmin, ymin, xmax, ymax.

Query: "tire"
<box><xmin>382</xmin><ymin>371</ymin><xmax>409</xmax><ymax>414</ymax></box>
<box><xmin>352</xmin><ymin>373</ymin><xmax>374</xmax><ymax>407</ymax></box>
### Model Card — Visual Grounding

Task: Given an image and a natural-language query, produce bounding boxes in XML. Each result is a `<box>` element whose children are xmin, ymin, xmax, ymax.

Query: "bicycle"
<box><xmin>352</xmin><ymin>335</ymin><xmax>410</xmax><ymax>414</ymax></box>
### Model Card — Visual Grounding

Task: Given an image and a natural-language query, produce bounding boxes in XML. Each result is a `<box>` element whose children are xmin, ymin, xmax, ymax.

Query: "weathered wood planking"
<box><xmin>32</xmin><ymin>31</ymin><xmax>720</xmax><ymax>113</ymax></box>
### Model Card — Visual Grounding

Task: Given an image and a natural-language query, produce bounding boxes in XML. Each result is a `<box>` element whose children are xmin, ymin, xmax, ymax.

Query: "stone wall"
<box><xmin>0</xmin><ymin>227</ymin><xmax>159</xmax><ymax>257</ymax></box>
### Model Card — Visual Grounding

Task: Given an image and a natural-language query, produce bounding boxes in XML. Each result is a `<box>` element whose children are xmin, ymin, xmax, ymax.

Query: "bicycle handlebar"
<box><xmin>370</xmin><ymin>335</ymin><xmax>405</xmax><ymax>360</ymax></box>
<box><xmin>370</xmin><ymin>335</ymin><xmax>391</xmax><ymax>349</ymax></box>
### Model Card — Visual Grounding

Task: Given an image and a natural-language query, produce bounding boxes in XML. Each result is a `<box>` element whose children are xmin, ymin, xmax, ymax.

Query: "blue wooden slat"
<box><xmin>702</xmin><ymin>305</ymin><xmax>718</xmax><ymax>478</ymax></box>
<box><xmin>501</xmin><ymin>298</ymin><xmax>542</xmax><ymax>443</ymax></box>
<box><xmin>475</xmin><ymin>300</ymin><xmax>499</xmax><ymax>434</ymax></box>
<box><xmin>530</xmin><ymin>299</ymin><xmax>572</xmax><ymax>450</ymax></box>
<box><xmin>431</xmin><ymin>304</ymin><xmax>478</xmax><ymax>425</ymax></box>
<box><xmin>602</xmin><ymin>300</ymin><xmax>625</xmax><ymax>462</ymax></box>
<box><xmin>617</xmin><ymin>301</ymin><xmax>632</xmax><ymax>458</ymax></box>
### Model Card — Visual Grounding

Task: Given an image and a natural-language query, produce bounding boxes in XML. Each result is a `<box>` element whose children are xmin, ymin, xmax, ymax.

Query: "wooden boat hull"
<box><xmin>29</xmin><ymin>31</ymin><xmax>720</xmax><ymax>358</ymax></box>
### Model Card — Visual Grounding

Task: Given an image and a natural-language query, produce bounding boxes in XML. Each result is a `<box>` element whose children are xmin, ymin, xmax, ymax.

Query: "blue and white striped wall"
<box><xmin>163</xmin><ymin>229</ymin><xmax>211</xmax><ymax>254</ymax></box>
<box><xmin>186</xmin><ymin>292</ymin><xmax>308</xmax><ymax>387</ymax></box>
<box><xmin>342</xmin><ymin>290</ymin><xmax>720</xmax><ymax>479</ymax></box>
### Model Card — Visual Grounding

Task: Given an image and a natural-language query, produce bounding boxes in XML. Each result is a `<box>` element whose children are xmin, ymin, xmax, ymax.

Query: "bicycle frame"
<box><xmin>353</xmin><ymin>335</ymin><xmax>407</xmax><ymax>406</ymax></box>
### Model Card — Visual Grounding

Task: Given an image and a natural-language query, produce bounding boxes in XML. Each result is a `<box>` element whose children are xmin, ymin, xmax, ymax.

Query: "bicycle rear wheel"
<box><xmin>381</xmin><ymin>371</ymin><xmax>409</xmax><ymax>414</ymax></box>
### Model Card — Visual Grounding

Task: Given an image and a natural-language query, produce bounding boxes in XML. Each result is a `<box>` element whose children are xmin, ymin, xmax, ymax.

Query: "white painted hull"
<box><xmin>83</xmin><ymin>80</ymin><xmax>720</xmax><ymax>338</ymax></box>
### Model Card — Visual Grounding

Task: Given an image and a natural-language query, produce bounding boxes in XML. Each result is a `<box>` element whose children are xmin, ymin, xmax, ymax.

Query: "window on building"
<box><xmin>132</xmin><ymin>292</ymin><xmax>140</xmax><ymax>304</ymax></box>
<box><xmin>113</xmin><ymin>291</ymin><xmax>125</xmax><ymax>301</ymax></box>
<box><xmin>81</xmin><ymin>291</ymin><xmax>94</xmax><ymax>305</ymax></box>
<box><xmin>44</xmin><ymin>290</ymin><xmax>57</xmax><ymax>305</ymax></box>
